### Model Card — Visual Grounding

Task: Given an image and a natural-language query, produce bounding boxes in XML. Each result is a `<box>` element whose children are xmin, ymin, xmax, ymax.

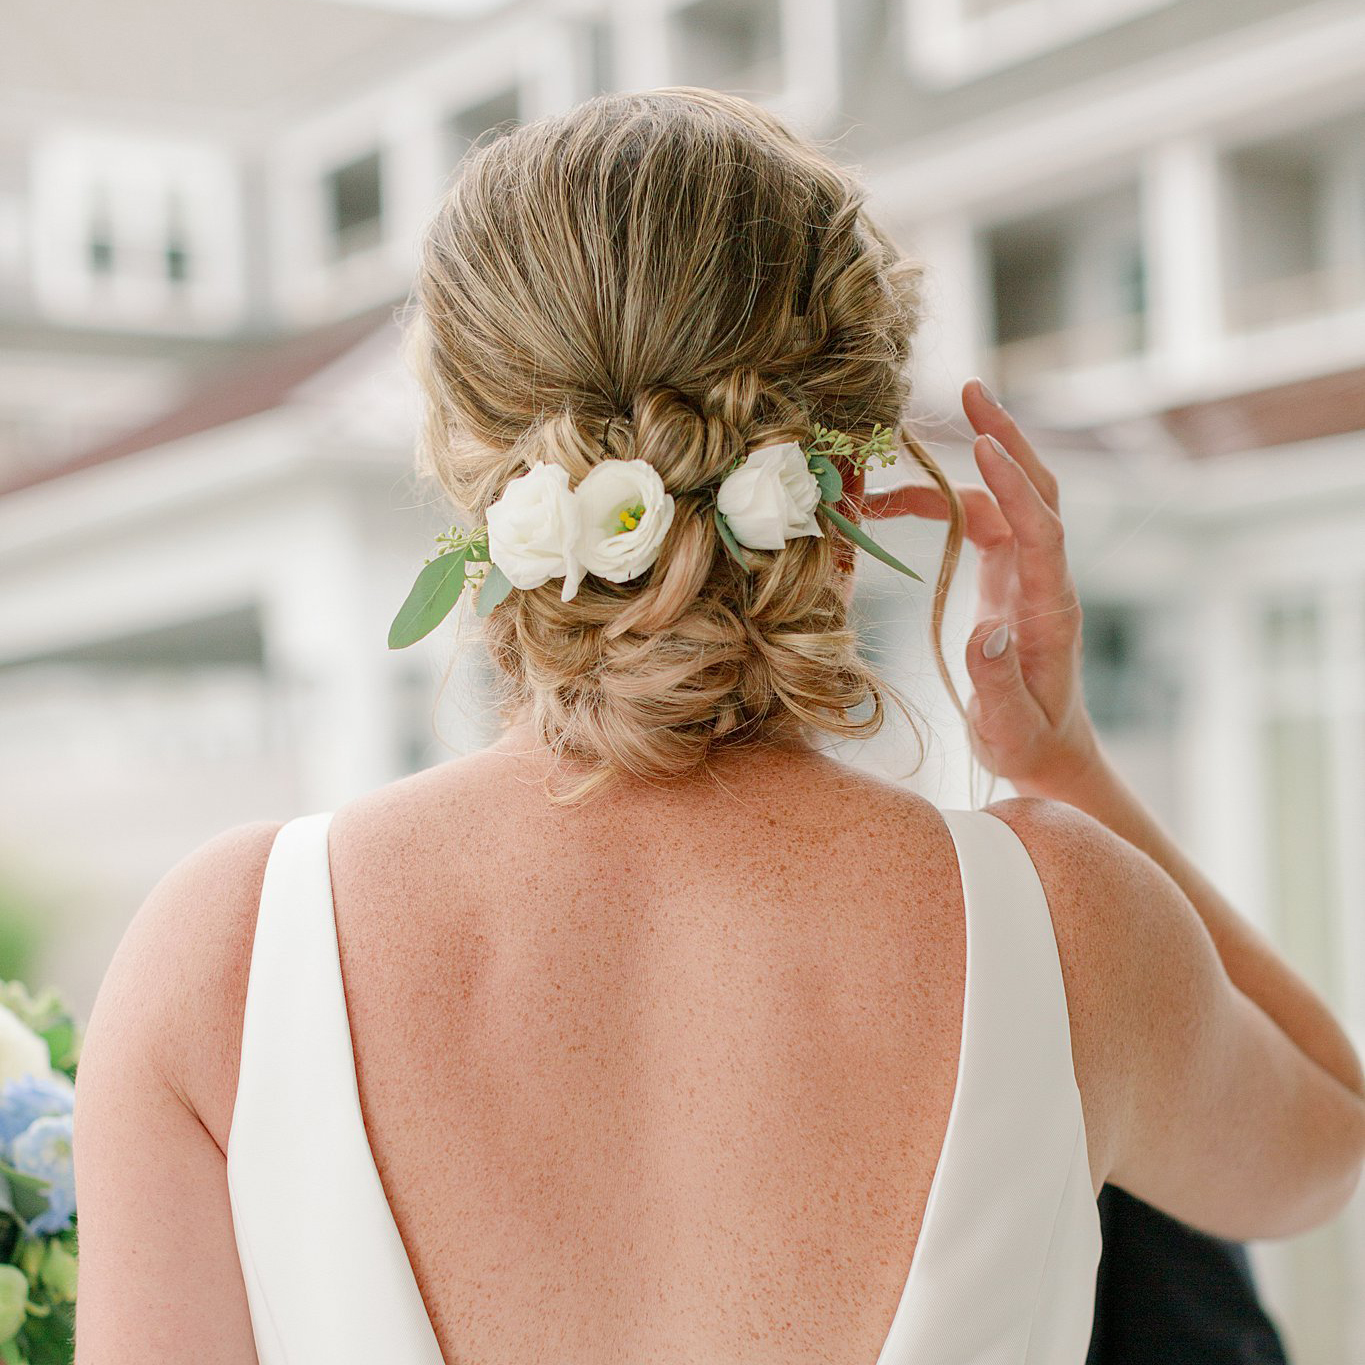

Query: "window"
<box><xmin>29</xmin><ymin>132</ymin><xmax>244</xmax><ymax>331</ymax></box>
<box><xmin>984</xmin><ymin>183</ymin><xmax>1146</xmax><ymax>392</ymax></box>
<box><xmin>87</xmin><ymin>186</ymin><xmax>114</xmax><ymax>276</ymax></box>
<box><xmin>1222</xmin><ymin>109</ymin><xmax>1365</xmax><ymax>331</ymax></box>
<box><xmin>165</xmin><ymin>191</ymin><xmax>190</xmax><ymax>285</ymax></box>
<box><xmin>1078</xmin><ymin>601</ymin><xmax>1177</xmax><ymax>733</ymax></box>
<box><xmin>325</xmin><ymin>150</ymin><xmax>384</xmax><ymax>261</ymax></box>
<box><xmin>165</xmin><ymin>239</ymin><xmax>189</xmax><ymax>284</ymax></box>
<box><xmin>670</xmin><ymin>0</ymin><xmax>782</xmax><ymax>96</ymax></box>
<box><xmin>447</xmin><ymin>89</ymin><xmax>520</xmax><ymax>164</ymax></box>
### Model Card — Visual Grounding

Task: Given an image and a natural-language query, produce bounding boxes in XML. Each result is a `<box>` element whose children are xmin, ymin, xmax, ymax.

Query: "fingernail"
<box><xmin>975</xmin><ymin>378</ymin><xmax>1002</xmax><ymax>407</ymax></box>
<box><xmin>983</xmin><ymin>433</ymin><xmax>1012</xmax><ymax>461</ymax></box>
<box><xmin>983</xmin><ymin>622</ymin><xmax>1010</xmax><ymax>658</ymax></box>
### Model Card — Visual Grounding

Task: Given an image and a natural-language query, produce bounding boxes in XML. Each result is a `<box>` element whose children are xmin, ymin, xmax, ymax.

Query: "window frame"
<box><xmin>323</xmin><ymin>148</ymin><xmax>387</xmax><ymax>264</ymax></box>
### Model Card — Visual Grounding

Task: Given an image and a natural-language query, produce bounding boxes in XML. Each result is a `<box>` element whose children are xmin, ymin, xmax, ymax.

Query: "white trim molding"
<box><xmin>904</xmin><ymin>0</ymin><xmax>1178</xmax><ymax>89</ymax></box>
<box><xmin>875</xmin><ymin>4</ymin><xmax>1365</xmax><ymax>223</ymax></box>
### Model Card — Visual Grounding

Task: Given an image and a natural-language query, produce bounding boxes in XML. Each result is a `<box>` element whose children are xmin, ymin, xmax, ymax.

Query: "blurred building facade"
<box><xmin>1</xmin><ymin>0</ymin><xmax>1363</xmax><ymax>1358</ymax></box>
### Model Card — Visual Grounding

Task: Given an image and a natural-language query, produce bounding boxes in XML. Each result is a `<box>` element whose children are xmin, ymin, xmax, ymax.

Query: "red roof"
<box><xmin>1157</xmin><ymin>361</ymin><xmax>1365</xmax><ymax>458</ymax></box>
<box><xmin>0</xmin><ymin>299</ymin><xmax>402</xmax><ymax>498</ymax></box>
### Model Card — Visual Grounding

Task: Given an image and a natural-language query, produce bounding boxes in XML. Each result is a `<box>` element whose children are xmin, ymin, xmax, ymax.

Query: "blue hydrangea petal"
<box><xmin>10</xmin><ymin>1114</ymin><xmax>75</xmax><ymax>1235</ymax></box>
<box><xmin>0</xmin><ymin>1073</ymin><xmax>74</xmax><ymax>1155</ymax></box>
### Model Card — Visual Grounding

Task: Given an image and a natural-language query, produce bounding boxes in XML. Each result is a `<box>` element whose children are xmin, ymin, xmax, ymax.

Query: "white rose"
<box><xmin>715</xmin><ymin>441</ymin><xmax>823</xmax><ymax>551</ymax></box>
<box><xmin>575</xmin><ymin>459</ymin><xmax>676</xmax><ymax>584</ymax></box>
<box><xmin>486</xmin><ymin>462</ymin><xmax>586</xmax><ymax>602</ymax></box>
<box><xmin>0</xmin><ymin>1004</ymin><xmax>52</xmax><ymax>1089</ymax></box>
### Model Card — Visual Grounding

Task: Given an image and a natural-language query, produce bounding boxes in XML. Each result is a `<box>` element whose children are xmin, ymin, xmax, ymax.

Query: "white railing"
<box><xmin>1224</xmin><ymin>267</ymin><xmax>1365</xmax><ymax>333</ymax></box>
<box><xmin>991</xmin><ymin>311</ymin><xmax>1147</xmax><ymax>388</ymax></box>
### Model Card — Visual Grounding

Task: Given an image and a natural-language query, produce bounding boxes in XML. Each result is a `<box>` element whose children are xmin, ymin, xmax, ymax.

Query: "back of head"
<box><xmin>409</xmin><ymin>87</ymin><xmax>957</xmax><ymax>794</ymax></box>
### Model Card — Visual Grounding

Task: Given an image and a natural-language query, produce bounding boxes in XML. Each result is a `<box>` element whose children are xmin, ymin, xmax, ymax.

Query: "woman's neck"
<box><xmin>484</xmin><ymin>715</ymin><xmax>824</xmax><ymax>788</ymax></box>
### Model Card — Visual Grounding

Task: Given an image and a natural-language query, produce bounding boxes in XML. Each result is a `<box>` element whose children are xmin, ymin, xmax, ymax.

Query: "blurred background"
<box><xmin>1</xmin><ymin>0</ymin><xmax>1363</xmax><ymax>1356</ymax></box>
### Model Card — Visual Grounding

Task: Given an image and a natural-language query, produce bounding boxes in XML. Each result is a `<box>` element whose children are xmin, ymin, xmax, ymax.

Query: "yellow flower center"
<box><xmin>616</xmin><ymin>502</ymin><xmax>646</xmax><ymax>534</ymax></box>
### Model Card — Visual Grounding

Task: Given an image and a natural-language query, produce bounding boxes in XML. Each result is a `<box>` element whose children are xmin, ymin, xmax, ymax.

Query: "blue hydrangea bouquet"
<box><xmin>0</xmin><ymin>982</ymin><xmax>81</xmax><ymax>1365</ymax></box>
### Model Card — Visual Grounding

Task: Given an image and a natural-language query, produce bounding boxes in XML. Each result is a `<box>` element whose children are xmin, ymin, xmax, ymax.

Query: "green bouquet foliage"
<box><xmin>0</xmin><ymin>983</ymin><xmax>83</xmax><ymax>1365</ymax></box>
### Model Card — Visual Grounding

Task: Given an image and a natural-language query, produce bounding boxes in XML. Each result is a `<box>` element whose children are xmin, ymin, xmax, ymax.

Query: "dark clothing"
<box><xmin>1085</xmin><ymin>1185</ymin><xmax>1291</xmax><ymax>1364</ymax></box>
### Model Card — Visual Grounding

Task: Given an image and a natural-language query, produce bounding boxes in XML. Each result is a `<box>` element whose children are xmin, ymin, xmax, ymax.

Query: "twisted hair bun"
<box><xmin>408</xmin><ymin>88</ymin><xmax>963</xmax><ymax>794</ymax></box>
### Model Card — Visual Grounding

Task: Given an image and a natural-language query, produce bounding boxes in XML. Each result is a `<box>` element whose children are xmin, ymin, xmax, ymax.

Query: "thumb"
<box><xmin>964</xmin><ymin>616</ymin><xmax>1045</xmax><ymax>757</ymax></box>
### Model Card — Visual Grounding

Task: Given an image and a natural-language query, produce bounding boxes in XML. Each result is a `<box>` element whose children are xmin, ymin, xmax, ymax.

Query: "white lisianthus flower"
<box><xmin>575</xmin><ymin>459</ymin><xmax>676</xmax><ymax>583</ymax></box>
<box><xmin>0</xmin><ymin>1003</ymin><xmax>51</xmax><ymax>1089</ymax></box>
<box><xmin>715</xmin><ymin>441</ymin><xmax>823</xmax><ymax>551</ymax></box>
<box><xmin>486</xmin><ymin>462</ymin><xmax>586</xmax><ymax>602</ymax></box>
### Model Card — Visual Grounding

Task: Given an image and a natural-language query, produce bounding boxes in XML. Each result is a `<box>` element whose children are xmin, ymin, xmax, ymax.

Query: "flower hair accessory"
<box><xmin>715</xmin><ymin>441</ymin><xmax>822</xmax><ymax>550</ymax></box>
<box><xmin>387</xmin><ymin>424</ymin><xmax>920</xmax><ymax>649</ymax></box>
<box><xmin>712</xmin><ymin>424</ymin><xmax>925</xmax><ymax>584</ymax></box>
<box><xmin>388</xmin><ymin>458</ymin><xmax>675</xmax><ymax>647</ymax></box>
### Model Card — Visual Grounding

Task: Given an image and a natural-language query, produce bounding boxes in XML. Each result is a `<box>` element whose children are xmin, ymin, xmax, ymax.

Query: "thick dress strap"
<box><xmin>225</xmin><ymin>812</ymin><xmax>446</xmax><ymax>1365</ymax></box>
<box><xmin>874</xmin><ymin>807</ymin><xmax>1100</xmax><ymax>1365</ymax></box>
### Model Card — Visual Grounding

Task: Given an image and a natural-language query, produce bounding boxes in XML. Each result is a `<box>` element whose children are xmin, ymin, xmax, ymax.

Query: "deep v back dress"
<box><xmin>226</xmin><ymin>806</ymin><xmax>1102</xmax><ymax>1364</ymax></box>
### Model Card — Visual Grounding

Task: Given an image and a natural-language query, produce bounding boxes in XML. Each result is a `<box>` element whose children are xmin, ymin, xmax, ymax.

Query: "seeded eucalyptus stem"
<box><xmin>806</xmin><ymin>422</ymin><xmax>896</xmax><ymax>474</ymax></box>
<box><xmin>430</xmin><ymin>524</ymin><xmax>489</xmax><ymax>563</ymax></box>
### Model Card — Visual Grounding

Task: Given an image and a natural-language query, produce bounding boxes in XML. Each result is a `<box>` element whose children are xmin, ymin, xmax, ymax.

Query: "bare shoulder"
<box><xmin>980</xmin><ymin>794</ymin><xmax>1202</xmax><ymax>1003</ymax></box>
<box><xmin>978</xmin><ymin>794</ymin><xmax>1132</xmax><ymax>923</ymax></box>
<box><xmin>79</xmin><ymin>819</ymin><xmax>285</xmax><ymax>1154</ymax></box>
<box><xmin>979</xmin><ymin>794</ymin><xmax>1155</xmax><ymax>954</ymax></box>
<box><xmin>979</xmin><ymin>795</ymin><xmax>1153</xmax><ymax>1186</ymax></box>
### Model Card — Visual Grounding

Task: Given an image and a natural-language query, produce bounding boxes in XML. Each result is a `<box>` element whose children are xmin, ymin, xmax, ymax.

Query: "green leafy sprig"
<box><xmin>800</xmin><ymin>435</ymin><xmax>924</xmax><ymax>584</ymax></box>
<box><xmin>0</xmin><ymin>982</ymin><xmax>81</xmax><ymax>1365</ymax></box>
<box><xmin>805</xmin><ymin>422</ymin><xmax>897</xmax><ymax>474</ymax></box>
<box><xmin>387</xmin><ymin>525</ymin><xmax>511</xmax><ymax>650</ymax></box>
<box><xmin>716</xmin><ymin>424</ymin><xmax>916</xmax><ymax>580</ymax></box>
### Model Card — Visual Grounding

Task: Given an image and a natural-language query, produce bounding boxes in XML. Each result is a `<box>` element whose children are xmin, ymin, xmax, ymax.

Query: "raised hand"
<box><xmin>863</xmin><ymin>379</ymin><xmax>1100</xmax><ymax>791</ymax></box>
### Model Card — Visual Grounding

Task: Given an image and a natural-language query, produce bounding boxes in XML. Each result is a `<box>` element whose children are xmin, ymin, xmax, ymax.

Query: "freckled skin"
<box><xmin>183</xmin><ymin>728</ymin><xmax>1119</xmax><ymax>1365</ymax></box>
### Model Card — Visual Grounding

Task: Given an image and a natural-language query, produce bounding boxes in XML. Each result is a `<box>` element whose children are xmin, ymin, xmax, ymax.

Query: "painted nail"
<box><xmin>983</xmin><ymin>622</ymin><xmax>1010</xmax><ymax>658</ymax></box>
<box><xmin>983</xmin><ymin>433</ymin><xmax>1012</xmax><ymax>461</ymax></box>
<box><xmin>975</xmin><ymin>378</ymin><xmax>1002</xmax><ymax>407</ymax></box>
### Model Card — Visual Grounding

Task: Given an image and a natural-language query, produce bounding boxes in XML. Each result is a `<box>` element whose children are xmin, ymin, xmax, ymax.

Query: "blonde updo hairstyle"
<box><xmin>409</xmin><ymin>88</ymin><xmax>965</xmax><ymax>795</ymax></box>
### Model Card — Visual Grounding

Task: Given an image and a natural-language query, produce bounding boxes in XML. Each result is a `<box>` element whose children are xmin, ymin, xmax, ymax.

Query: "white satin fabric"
<box><xmin>226</xmin><ymin>806</ymin><xmax>1101</xmax><ymax>1364</ymax></box>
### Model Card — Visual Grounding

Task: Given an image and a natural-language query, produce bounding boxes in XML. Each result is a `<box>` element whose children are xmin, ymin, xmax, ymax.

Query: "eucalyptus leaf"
<box><xmin>819</xmin><ymin>504</ymin><xmax>925</xmax><ymax>582</ymax></box>
<box><xmin>387</xmin><ymin>551</ymin><xmax>468</xmax><ymax>649</ymax></box>
<box><xmin>713</xmin><ymin>510</ymin><xmax>754</xmax><ymax>571</ymax></box>
<box><xmin>0</xmin><ymin>1165</ymin><xmax>50</xmax><ymax>1199</ymax></box>
<box><xmin>473</xmin><ymin>564</ymin><xmax>514</xmax><ymax>618</ymax></box>
<box><xmin>37</xmin><ymin>1024</ymin><xmax>73</xmax><ymax>1073</ymax></box>
<box><xmin>807</xmin><ymin>453</ymin><xmax>843</xmax><ymax>504</ymax></box>
<box><xmin>0</xmin><ymin>1165</ymin><xmax>48</xmax><ymax>1230</ymax></box>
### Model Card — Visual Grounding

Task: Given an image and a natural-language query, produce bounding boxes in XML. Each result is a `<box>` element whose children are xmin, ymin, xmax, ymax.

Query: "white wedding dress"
<box><xmin>226</xmin><ymin>806</ymin><xmax>1102</xmax><ymax>1364</ymax></box>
